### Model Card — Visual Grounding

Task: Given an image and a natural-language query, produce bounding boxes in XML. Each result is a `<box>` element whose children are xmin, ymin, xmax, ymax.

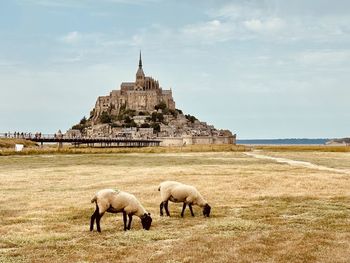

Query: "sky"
<box><xmin>0</xmin><ymin>0</ymin><xmax>349</xmax><ymax>139</ymax></box>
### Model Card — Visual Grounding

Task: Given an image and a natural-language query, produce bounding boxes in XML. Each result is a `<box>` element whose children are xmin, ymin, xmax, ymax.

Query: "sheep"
<box><xmin>158</xmin><ymin>181</ymin><xmax>211</xmax><ymax>217</ymax></box>
<box><xmin>90</xmin><ymin>189</ymin><xmax>152</xmax><ymax>232</ymax></box>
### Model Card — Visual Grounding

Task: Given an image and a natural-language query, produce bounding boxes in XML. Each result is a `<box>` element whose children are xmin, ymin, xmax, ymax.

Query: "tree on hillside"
<box><xmin>155</xmin><ymin>101</ymin><xmax>167</xmax><ymax>111</ymax></box>
<box><xmin>156</xmin><ymin>113</ymin><xmax>164</xmax><ymax>122</ymax></box>
<box><xmin>100</xmin><ymin>112</ymin><xmax>112</xmax><ymax>123</ymax></box>
<box><xmin>151</xmin><ymin>112</ymin><xmax>158</xmax><ymax>122</ymax></box>
<box><xmin>185</xmin><ymin>114</ymin><xmax>197</xmax><ymax>123</ymax></box>
<box><xmin>80</xmin><ymin>116</ymin><xmax>87</xmax><ymax>125</ymax></box>
<box><xmin>176</xmin><ymin>108</ymin><xmax>183</xmax><ymax>115</ymax></box>
<box><xmin>151</xmin><ymin>123</ymin><xmax>160</xmax><ymax>133</ymax></box>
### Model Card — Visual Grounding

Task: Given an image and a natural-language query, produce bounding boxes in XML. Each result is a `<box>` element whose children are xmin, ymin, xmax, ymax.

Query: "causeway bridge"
<box><xmin>0</xmin><ymin>133</ymin><xmax>161</xmax><ymax>148</ymax></box>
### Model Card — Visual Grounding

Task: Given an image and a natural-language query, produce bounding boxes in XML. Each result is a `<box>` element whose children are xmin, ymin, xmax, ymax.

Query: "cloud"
<box><xmin>243</xmin><ymin>17</ymin><xmax>285</xmax><ymax>33</ymax></box>
<box><xmin>207</xmin><ymin>1</ymin><xmax>350</xmax><ymax>43</ymax></box>
<box><xmin>19</xmin><ymin>0</ymin><xmax>160</xmax><ymax>8</ymax></box>
<box><xmin>60</xmin><ymin>31</ymin><xmax>81</xmax><ymax>44</ymax></box>
<box><xmin>208</xmin><ymin>1</ymin><xmax>267</xmax><ymax>21</ymax></box>
<box><xmin>18</xmin><ymin>0</ymin><xmax>85</xmax><ymax>8</ymax></box>
<box><xmin>181</xmin><ymin>20</ymin><xmax>234</xmax><ymax>43</ymax></box>
<box><xmin>295</xmin><ymin>50</ymin><xmax>350</xmax><ymax>66</ymax></box>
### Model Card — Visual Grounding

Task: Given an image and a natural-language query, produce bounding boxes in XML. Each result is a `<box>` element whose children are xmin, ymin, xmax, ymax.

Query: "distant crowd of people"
<box><xmin>1</xmin><ymin>131</ymin><xmax>67</xmax><ymax>140</ymax></box>
<box><xmin>2</xmin><ymin>132</ymin><xmax>43</xmax><ymax>139</ymax></box>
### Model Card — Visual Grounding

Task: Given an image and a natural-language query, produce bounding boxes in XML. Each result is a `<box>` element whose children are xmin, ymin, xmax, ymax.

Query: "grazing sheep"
<box><xmin>158</xmin><ymin>181</ymin><xmax>211</xmax><ymax>217</ymax></box>
<box><xmin>90</xmin><ymin>189</ymin><xmax>152</xmax><ymax>232</ymax></box>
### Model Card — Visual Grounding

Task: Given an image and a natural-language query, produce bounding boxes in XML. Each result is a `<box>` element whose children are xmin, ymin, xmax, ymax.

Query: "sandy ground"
<box><xmin>244</xmin><ymin>151</ymin><xmax>350</xmax><ymax>175</ymax></box>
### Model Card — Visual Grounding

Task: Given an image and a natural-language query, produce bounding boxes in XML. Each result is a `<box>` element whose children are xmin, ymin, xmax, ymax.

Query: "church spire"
<box><xmin>139</xmin><ymin>50</ymin><xmax>142</xmax><ymax>68</ymax></box>
<box><xmin>136</xmin><ymin>50</ymin><xmax>145</xmax><ymax>86</ymax></box>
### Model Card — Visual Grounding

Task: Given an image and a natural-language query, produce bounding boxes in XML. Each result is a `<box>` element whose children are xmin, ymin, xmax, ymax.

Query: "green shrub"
<box><xmin>123</xmin><ymin>120</ymin><xmax>137</xmax><ymax>128</ymax></box>
<box><xmin>100</xmin><ymin>112</ymin><xmax>112</xmax><ymax>123</ymax></box>
<box><xmin>79</xmin><ymin>117</ymin><xmax>87</xmax><ymax>125</ymax></box>
<box><xmin>124</xmin><ymin>115</ymin><xmax>132</xmax><ymax>123</ymax></box>
<box><xmin>151</xmin><ymin>123</ymin><xmax>160</xmax><ymax>133</ymax></box>
<box><xmin>185</xmin><ymin>114</ymin><xmax>197</xmax><ymax>123</ymax></box>
<box><xmin>169</xmin><ymin>109</ymin><xmax>178</xmax><ymax>117</ymax></box>
<box><xmin>72</xmin><ymin>124</ymin><xmax>85</xmax><ymax>131</ymax></box>
<box><xmin>157</xmin><ymin>113</ymin><xmax>164</xmax><ymax>122</ymax></box>
<box><xmin>140</xmin><ymin>123</ymin><xmax>150</xmax><ymax>128</ymax></box>
<box><xmin>155</xmin><ymin>101</ymin><xmax>167</xmax><ymax>111</ymax></box>
<box><xmin>176</xmin><ymin>108</ymin><xmax>183</xmax><ymax>115</ymax></box>
<box><xmin>151</xmin><ymin>112</ymin><xmax>158</xmax><ymax>122</ymax></box>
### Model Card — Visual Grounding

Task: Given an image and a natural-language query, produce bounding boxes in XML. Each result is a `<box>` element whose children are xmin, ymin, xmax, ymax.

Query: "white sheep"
<box><xmin>158</xmin><ymin>181</ymin><xmax>211</xmax><ymax>217</ymax></box>
<box><xmin>90</xmin><ymin>189</ymin><xmax>152</xmax><ymax>232</ymax></box>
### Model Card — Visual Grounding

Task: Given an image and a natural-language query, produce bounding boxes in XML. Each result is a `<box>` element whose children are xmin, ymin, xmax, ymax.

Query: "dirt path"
<box><xmin>244</xmin><ymin>151</ymin><xmax>350</xmax><ymax>175</ymax></box>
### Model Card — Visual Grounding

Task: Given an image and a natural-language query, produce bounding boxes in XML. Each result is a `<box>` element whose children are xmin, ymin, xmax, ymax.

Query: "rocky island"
<box><xmin>68</xmin><ymin>53</ymin><xmax>236</xmax><ymax>146</ymax></box>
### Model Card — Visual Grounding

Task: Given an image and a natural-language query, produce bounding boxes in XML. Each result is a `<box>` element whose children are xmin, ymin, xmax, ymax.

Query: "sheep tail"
<box><xmin>91</xmin><ymin>195</ymin><xmax>97</xmax><ymax>203</ymax></box>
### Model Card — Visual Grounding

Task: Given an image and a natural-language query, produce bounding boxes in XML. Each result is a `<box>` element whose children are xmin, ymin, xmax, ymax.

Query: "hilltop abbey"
<box><xmin>69</xmin><ymin>53</ymin><xmax>235</xmax><ymax>146</ymax></box>
<box><xmin>92</xmin><ymin>53</ymin><xmax>175</xmax><ymax>121</ymax></box>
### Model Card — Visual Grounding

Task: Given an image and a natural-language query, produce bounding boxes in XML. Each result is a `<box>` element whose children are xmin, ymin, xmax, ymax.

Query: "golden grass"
<box><xmin>253</xmin><ymin>145</ymin><xmax>350</xmax><ymax>152</ymax></box>
<box><xmin>0</xmin><ymin>151</ymin><xmax>349</xmax><ymax>262</ymax></box>
<box><xmin>0</xmin><ymin>144</ymin><xmax>249</xmax><ymax>156</ymax></box>
<box><xmin>0</xmin><ymin>138</ymin><xmax>37</xmax><ymax>148</ymax></box>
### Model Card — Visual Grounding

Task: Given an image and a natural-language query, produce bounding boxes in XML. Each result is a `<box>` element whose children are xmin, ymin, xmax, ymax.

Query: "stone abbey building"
<box><xmin>70</xmin><ymin>53</ymin><xmax>236</xmax><ymax>146</ymax></box>
<box><xmin>92</xmin><ymin>53</ymin><xmax>175</xmax><ymax>122</ymax></box>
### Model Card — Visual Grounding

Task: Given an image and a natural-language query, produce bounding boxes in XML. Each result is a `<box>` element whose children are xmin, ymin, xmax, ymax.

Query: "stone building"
<box><xmin>70</xmin><ymin>53</ymin><xmax>236</xmax><ymax>145</ymax></box>
<box><xmin>92</xmin><ymin>52</ymin><xmax>175</xmax><ymax>122</ymax></box>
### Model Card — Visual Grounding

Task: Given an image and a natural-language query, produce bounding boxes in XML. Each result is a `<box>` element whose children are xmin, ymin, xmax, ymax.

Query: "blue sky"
<box><xmin>0</xmin><ymin>0</ymin><xmax>349</xmax><ymax>139</ymax></box>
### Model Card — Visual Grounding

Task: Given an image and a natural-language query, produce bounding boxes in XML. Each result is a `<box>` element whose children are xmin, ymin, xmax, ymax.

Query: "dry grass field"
<box><xmin>1</xmin><ymin>148</ymin><xmax>350</xmax><ymax>262</ymax></box>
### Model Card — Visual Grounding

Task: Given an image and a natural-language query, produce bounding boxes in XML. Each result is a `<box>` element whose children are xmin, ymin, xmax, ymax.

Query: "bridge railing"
<box><xmin>0</xmin><ymin>133</ymin><xmax>55</xmax><ymax>139</ymax></box>
<box><xmin>0</xmin><ymin>132</ymin><xmax>159</xmax><ymax>141</ymax></box>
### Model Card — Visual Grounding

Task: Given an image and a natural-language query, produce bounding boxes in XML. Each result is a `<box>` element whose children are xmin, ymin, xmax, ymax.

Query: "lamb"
<box><xmin>90</xmin><ymin>189</ymin><xmax>152</xmax><ymax>232</ymax></box>
<box><xmin>158</xmin><ymin>181</ymin><xmax>211</xmax><ymax>217</ymax></box>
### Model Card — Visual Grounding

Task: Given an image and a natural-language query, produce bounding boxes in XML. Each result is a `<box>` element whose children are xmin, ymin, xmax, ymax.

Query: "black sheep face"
<box><xmin>141</xmin><ymin>213</ymin><xmax>152</xmax><ymax>230</ymax></box>
<box><xmin>203</xmin><ymin>204</ymin><xmax>211</xmax><ymax>217</ymax></box>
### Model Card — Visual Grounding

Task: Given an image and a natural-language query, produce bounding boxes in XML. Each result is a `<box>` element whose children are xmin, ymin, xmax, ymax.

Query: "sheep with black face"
<box><xmin>158</xmin><ymin>181</ymin><xmax>211</xmax><ymax>217</ymax></box>
<box><xmin>90</xmin><ymin>189</ymin><xmax>152</xmax><ymax>232</ymax></box>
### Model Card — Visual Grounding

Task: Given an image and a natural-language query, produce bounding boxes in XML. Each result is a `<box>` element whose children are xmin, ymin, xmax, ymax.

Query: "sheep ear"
<box><xmin>148</xmin><ymin>212</ymin><xmax>151</xmax><ymax>216</ymax></box>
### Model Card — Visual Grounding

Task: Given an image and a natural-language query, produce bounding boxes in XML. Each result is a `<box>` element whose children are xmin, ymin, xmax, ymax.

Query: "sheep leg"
<box><xmin>90</xmin><ymin>206</ymin><xmax>99</xmax><ymax>231</ymax></box>
<box><xmin>164</xmin><ymin>201</ymin><xmax>170</xmax><ymax>216</ymax></box>
<box><xmin>127</xmin><ymin>214</ymin><xmax>133</xmax><ymax>230</ymax></box>
<box><xmin>96</xmin><ymin>212</ymin><xmax>104</xmax><ymax>232</ymax></box>
<box><xmin>189</xmin><ymin>204</ymin><xmax>195</xmax><ymax>217</ymax></box>
<box><xmin>160</xmin><ymin>202</ymin><xmax>164</xmax><ymax>216</ymax></box>
<box><xmin>123</xmin><ymin>211</ymin><xmax>127</xmax><ymax>231</ymax></box>
<box><xmin>181</xmin><ymin>203</ymin><xmax>187</xmax><ymax>217</ymax></box>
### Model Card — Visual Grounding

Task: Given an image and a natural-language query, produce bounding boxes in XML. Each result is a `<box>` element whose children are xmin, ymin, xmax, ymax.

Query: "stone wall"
<box><xmin>159</xmin><ymin>135</ymin><xmax>236</xmax><ymax>146</ymax></box>
<box><xmin>192</xmin><ymin>136</ymin><xmax>213</xmax><ymax>145</ymax></box>
<box><xmin>126</xmin><ymin>90</ymin><xmax>160</xmax><ymax>112</ymax></box>
<box><xmin>92</xmin><ymin>89</ymin><xmax>175</xmax><ymax>121</ymax></box>
<box><xmin>159</xmin><ymin>137</ymin><xmax>184</xmax><ymax>146</ymax></box>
